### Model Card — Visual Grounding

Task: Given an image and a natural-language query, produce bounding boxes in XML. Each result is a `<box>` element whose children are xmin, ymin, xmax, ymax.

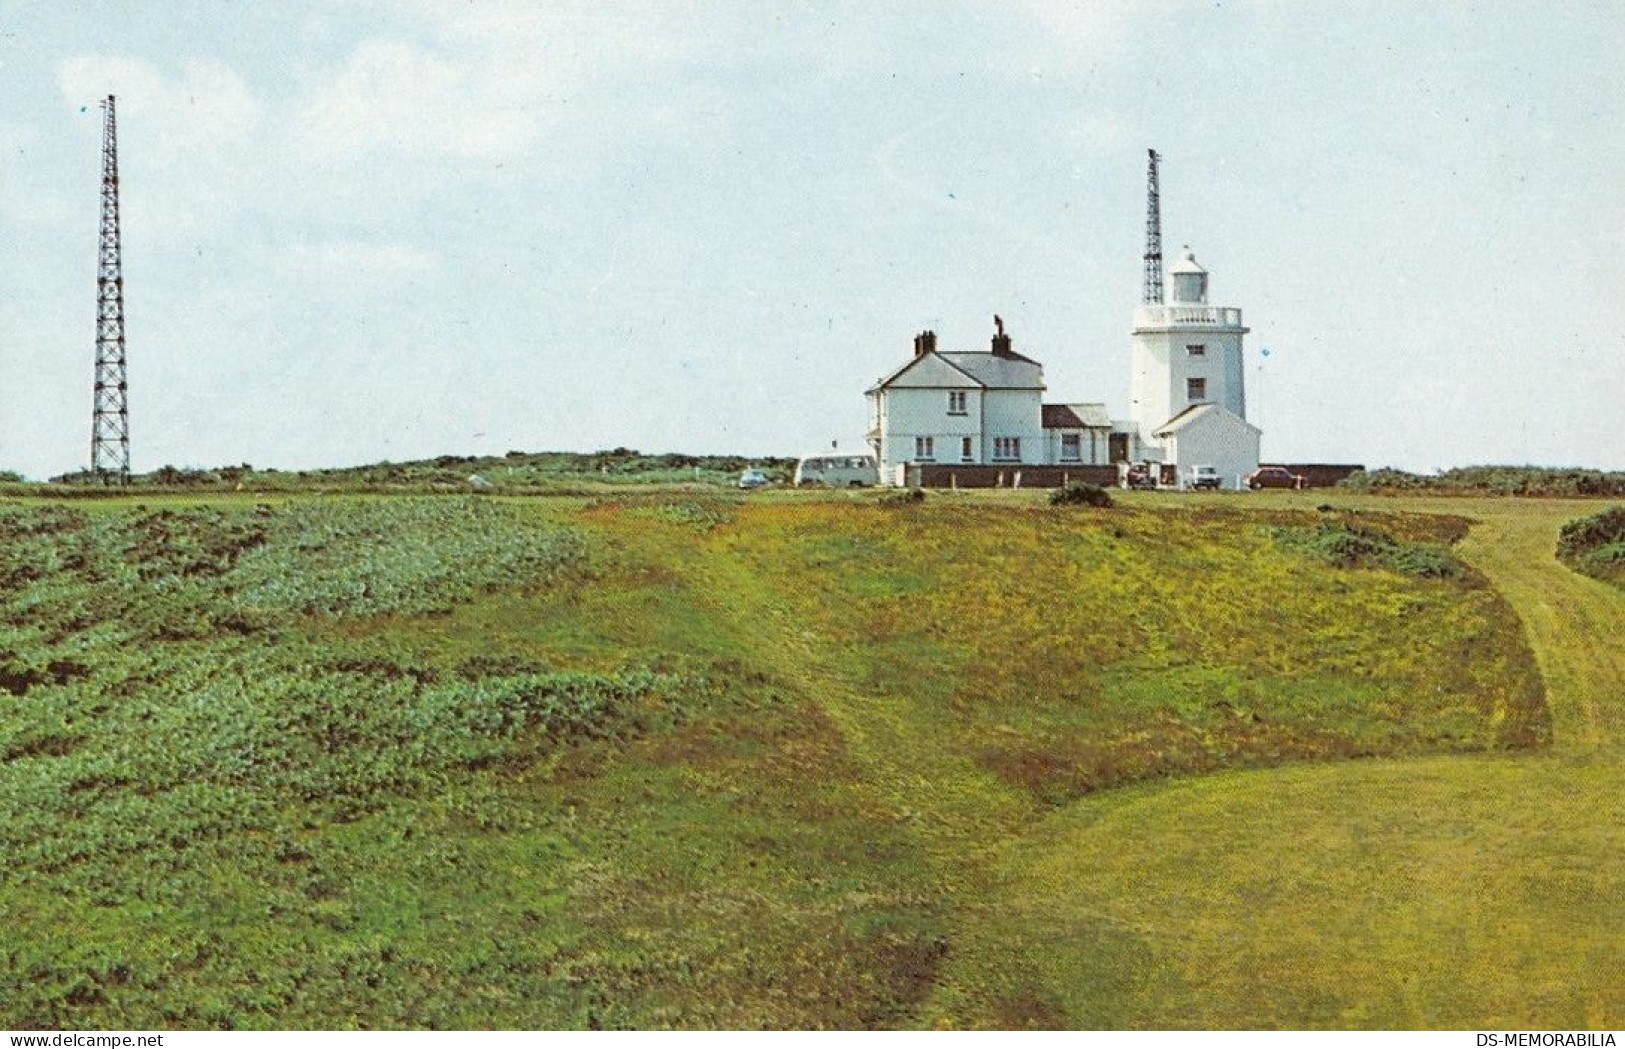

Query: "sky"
<box><xmin>1</xmin><ymin>0</ymin><xmax>1622</xmax><ymax>478</ymax></box>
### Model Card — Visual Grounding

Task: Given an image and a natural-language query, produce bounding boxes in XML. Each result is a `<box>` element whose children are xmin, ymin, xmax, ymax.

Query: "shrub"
<box><xmin>1272</xmin><ymin>521</ymin><xmax>1461</xmax><ymax>578</ymax></box>
<box><xmin>1049</xmin><ymin>482</ymin><xmax>1114</xmax><ymax>508</ymax></box>
<box><xmin>1342</xmin><ymin>466</ymin><xmax>1625</xmax><ymax>498</ymax></box>
<box><xmin>879</xmin><ymin>488</ymin><xmax>926</xmax><ymax>505</ymax></box>
<box><xmin>1557</xmin><ymin>505</ymin><xmax>1625</xmax><ymax>585</ymax></box>
<box><xmin>1557</xmin><ymin>505</ymin><xmax>1625</xmax><ymax>557</ymax></box>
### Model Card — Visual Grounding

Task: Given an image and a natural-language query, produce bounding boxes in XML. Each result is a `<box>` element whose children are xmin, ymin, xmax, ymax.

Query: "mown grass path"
<box><xmin>1443</xmin><ymin>499</ymin><xmax>1625</xmax><ymax>747</ymax></box>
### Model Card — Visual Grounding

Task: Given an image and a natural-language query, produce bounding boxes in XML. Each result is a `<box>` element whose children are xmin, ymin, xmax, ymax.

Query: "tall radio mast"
<box><xmin>1142</xmin><ymin>148</ymin><xmax>1164</xmax><ymax>306</ymax></box>
<box><xmin>91</xmin><ymin>94</ymin><xmax>130</xmax><ymax>482</ymax></box>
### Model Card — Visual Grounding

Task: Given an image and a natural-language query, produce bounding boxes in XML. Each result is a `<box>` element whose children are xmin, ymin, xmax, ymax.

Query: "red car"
<box><xmin>1246</xmin><ymin>466</ymin><xmax>1305</xmax><ymax>490</ymax></box>
<box><xmin>1124</xmin><ymin>464</ymin><xmax>1157</xmax><ymax>490</ymax></box>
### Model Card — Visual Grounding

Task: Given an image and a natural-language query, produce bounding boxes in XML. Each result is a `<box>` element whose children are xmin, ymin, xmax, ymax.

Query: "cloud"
<box><xmin>277</xmin><ymin>239</ymin><xmax>437</xmax><ymax>285</ymax></box>
<box><xmin>57</xmin><ymin>55</ymin><xmax>262</xmax><ymax>241</ymax></box>
<box><xmin>290</xmin><ymin>3</ymin><xmax>706</xmax><ymax>166</ymax></box>
<box><xmin>1017</xmin><ymin>0</ymin><xmax>1159</xmax><ymax>56</ymax></box>
<box><xmin>292</xmin><ymin>39</ymin><xmax>539</xmax><ymax>164</ymax></box>
<box><xmin>59</xmin><ymin>55</ymin><xmax>261</xmax><ymax>156</ymax></box>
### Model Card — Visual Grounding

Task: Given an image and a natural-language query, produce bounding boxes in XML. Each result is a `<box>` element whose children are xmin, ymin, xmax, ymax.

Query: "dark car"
<box><xmin>1124</xmin><ymin>464</ymin><xmax>1157</xmax><ymax>490</ymax></box>
<box><xmin>1246</xmin><ymin>466</ymin><xmax>1305</xmax><ymax>490</ymax></box>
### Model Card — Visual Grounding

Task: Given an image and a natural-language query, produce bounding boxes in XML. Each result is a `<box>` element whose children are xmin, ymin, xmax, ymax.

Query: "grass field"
<box><xmin>0</xmin><ymin>487</ymin><xmax>1617</xmax><ymax>1029</ymax></box>
<box><xmin>963</xmin><ymin>493</ymin><xmax>1625</xmax><ymax>1028</ymax></box>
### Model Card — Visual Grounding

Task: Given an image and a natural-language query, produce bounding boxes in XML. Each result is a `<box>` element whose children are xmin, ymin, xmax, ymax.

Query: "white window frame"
<box><xmin>1186</xmin><ymin>377</ymin><xmax>1207</xmax><ymax>402</ymax></box>
<box><xmin>947</xmin><ymin>390</ymin><xmax>968</xmax><ymax>415</ymax></box>
<box><xmin>1186</xmin><ymin>344</ymin><xmax>1207</xmax><ymax>357</ymax></box>
<box><xmin>1060</xmin><ymin>433</ymin><xmax>1082</xmax><ymax>462</ymax></box>
<box><xmin>914</xmin><ymin>436</ymin><xmax>935</xmax><ymax>462</ymax></box>
<box><xmin>992</xmin><ymin>436</ymin><xmax>1021</xmax><ymax>462</ymax></box>
<box><xmin>960</xmin><ymin>436</ymin><xmax>974</xmax><ymax>462</ymax></box>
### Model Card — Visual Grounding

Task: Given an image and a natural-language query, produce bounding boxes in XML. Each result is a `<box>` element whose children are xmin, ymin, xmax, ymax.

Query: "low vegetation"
<box><xmin>1271</xmin><ymin>518</ymin><xmax>1460</xmax><ymax>578</ymax></box>
<box><xmin>1342</xmin><ymin>465</ymin><xmax>1625</xmax><ymax>498</ymax></box>
<box><xmin>40</xmin><ymin>448</ymin><xmax>796</xmax><ymax>495</ymax></box>
<box><xmin>1048</xmin><ymin>481</ymin><xmax>1113</xmax><ymax>507</ymax></box>
<box><xmin>1557</xmin><ymin>504</ymin><xmax>1625</xmax><ymax>586</ymax></box>
<box><xmin>0</xmin><ymin>491</ymin><xmax>1569</xmax><ymax>1028</ymax></box>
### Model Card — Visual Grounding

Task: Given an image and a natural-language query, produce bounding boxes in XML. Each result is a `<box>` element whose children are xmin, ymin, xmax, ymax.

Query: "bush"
<box><xmin>879</xmin><ymin>488</ymin><xmax>926</xmax><ymax>505</ymax></box>
<box><xmin>1557</xmin><ymin>505</ymin><xmax>1625</xmax><ymax>557</ymax></box>
<box><xmin>1272</xmin><ymin>521</ymin><xmax>1461</xmax><ymax>579</ymax></box>
<box><xmin>1049</xmin><ymin>482</ymin><xmax>1114</xmax><ymax>508</ymax></box>
<box><xmin>1342</xmin><ymin>466</ymin><xmax>1625</xmax><ymax>498</ymax></box>
<box><xmin>1557</xmin><ymin>505</ymin><xmax>1625</xmax><ymax>585</ymax></box>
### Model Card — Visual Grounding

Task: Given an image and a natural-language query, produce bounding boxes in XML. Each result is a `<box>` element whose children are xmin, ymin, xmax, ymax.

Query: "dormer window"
<box><xmin>948</xmin><ymin>391</ymin><xmax>967</xmax><ymax>415</ymax></box>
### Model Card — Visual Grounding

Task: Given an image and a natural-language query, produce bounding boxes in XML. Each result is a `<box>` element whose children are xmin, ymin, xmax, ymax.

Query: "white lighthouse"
<box><xmin>1127</xmin><ymin>244</ymin><xmax>1261</xmax><ymax>488</ymax></box>
<box><xmin>1129</xmin><ymin>246</ymin><xmax>1249</xmax><ymax>441</ymax></box>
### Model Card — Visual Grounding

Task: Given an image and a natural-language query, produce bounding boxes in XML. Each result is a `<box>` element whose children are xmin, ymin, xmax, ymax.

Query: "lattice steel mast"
<box><xmin>1142</xmin><ymin>148</ymin><xmax>1164</xmax><ymax>305</ymax></box>
<box><xmin>91</xmin><ymin>94</ymin><xmax>130</xmax><ymax>482</ymax></box>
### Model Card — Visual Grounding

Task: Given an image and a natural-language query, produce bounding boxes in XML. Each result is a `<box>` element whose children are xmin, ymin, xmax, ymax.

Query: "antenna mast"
<box><xmin>1142</xmin><ymin>148</ymin><xmax>1164</xmax><ymax>305</ymax></box>
<box><xmin>91</xmin><ymin>94</ymin><xmax>130</xmax><ymax>483</ymax></box>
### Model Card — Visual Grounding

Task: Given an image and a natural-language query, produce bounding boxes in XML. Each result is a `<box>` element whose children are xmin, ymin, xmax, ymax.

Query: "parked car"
<box><xmin>737</xmin><ymin>469</ymin><xmax>770</xmax><ymax>490</ymax></box>
<box><xmin>1246</xmin><ymin>466</ymin><xmax>1305</xmax><ymax>490</ymax></box>
<box><xmin>793</xmin><ymin>452</ymin><xmax>878</xmax><ymax>487</ymax></box>
<box><xmin>1187</xmin><ymin>465</ymin><xmax>1222</xmax><ymax>490</ymax></box>
<box><xmin>1124</xmin><ymin>464</ymin><xmax>1157</xmax><ymax>490</ymax></box>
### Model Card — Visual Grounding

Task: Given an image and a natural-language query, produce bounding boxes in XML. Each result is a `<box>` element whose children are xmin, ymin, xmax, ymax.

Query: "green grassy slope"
<box><xmin>0</xmin><ymin>491</ymin><xmax>1605</xmax><ymax>1028</ymax></box>
<box><xmin>967</xmin><ymin>495</ymin><xmax>1625</xmax><ymax>1028</ymax></box>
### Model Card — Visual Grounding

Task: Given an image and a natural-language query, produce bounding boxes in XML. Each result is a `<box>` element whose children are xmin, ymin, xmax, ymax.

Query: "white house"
<box><xmin>865</xmin><ymin>320</ymin><xmax>1124</xmax><ymax>482</ymax></box>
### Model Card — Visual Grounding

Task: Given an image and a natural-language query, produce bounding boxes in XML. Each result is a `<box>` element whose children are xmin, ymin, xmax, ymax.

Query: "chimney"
<box><xmin>991</xmin><ymin>314</ymin><xmax>1012</xmax><ymax>357</ymax></box>
<box><xmin>913</xmin><ymin>330</ymin><xmax>937</xmax><ymax>357</ymax></box>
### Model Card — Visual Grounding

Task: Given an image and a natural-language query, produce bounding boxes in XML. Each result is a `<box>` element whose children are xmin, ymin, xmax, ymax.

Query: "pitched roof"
<box><xmin>1042</xmin><ymin>402</ymin><xmax>1112</xmax><ymax>429</ymax></box>
<box><xmin>867</xmin><ymin>351</ymin><xmax>983</xmax><ymax>393</ymax></box>
<box><xmin>1152</xmin><ymin>402</ymin><xmax>1262</xmax><ymax>437</ymax></box>
<box><xmin>937</xmin><ymin>352</ymin><xmax>1044</xmax><ymax>389</ymax></box>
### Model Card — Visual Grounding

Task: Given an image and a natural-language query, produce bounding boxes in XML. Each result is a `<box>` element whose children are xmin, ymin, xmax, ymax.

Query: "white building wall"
<box><xmin>1128</xmin><ymin>334</ymin><xmax>1171</xmax><ymax>445</ymax></box>
<box><xmin>1129</xmin><ymin>323</ymin><xmax>1247</xmax><ymax>444</ymax></box>
<box><xmin>1162</xmin><ymin>411</ymin><xmax>1261</xmax><ymax>490</ymax></box>
<box><xmin>873</xmin><ymin>385</ymin><xmax>983</xmax><ymax>473</ymax></box>
<box><xmin>981</xmin><ymin>389</ymin><xmax>1045</xmax><ymax>464</ymax></box>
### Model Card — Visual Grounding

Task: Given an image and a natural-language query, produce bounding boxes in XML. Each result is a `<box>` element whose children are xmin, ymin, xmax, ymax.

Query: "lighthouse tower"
<box><xmin>1128</xmin><ymin>246</ymin><xmax>1250</xmax><ymax>449</ymax></box>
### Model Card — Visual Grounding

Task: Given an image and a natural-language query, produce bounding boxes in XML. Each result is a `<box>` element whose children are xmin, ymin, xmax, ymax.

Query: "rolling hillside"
<box><xmin>0</xmin><ymin>490</ymin><xmax>1615</xmax><ymax>1028</ymax></box>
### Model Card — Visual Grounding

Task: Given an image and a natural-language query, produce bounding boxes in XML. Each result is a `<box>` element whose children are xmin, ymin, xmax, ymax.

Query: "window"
<box><xmin>1186</xmin><ymin>344</ymin><xmax>1207</xmax><ymax>357</ymax></box>
<box><xmin>1060</xmin><ymin>434</ymin><xmax>1081</xmax><ymax>461</ymax></box>
<box><xmin>947</xmin><ymin>390</ymin><xmax>968</xmax><ymax>415</ymax></box>
<box><xmin>914</xmin><ymin>436</ymin><xmax>935</xmax><ymax>461</ymax></box>
<box><xmin>961</xmin><ymin>437</ymin><xmax>974</xmax><ymax>462</ymax></box>
<box><xmin>993</xmin><ymin>437</ymin><xmax>1021</xmax><ymax>462</ymax></box>
<box><xmin>1187</xmin><ymin>377</ymin><xmax>1207</xmax><ymax>401</ymax></box>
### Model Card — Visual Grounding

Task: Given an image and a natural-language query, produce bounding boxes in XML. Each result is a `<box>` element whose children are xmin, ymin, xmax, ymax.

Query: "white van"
<box><xmin>793</xmin><ymin>453</ymin><xmax>879</xmax><ymax>487</ymax></box>
<box><xmin>1186</xmin><ymin>465</ymin><xmax>1222</xmax><ymax>490</ymax></box>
